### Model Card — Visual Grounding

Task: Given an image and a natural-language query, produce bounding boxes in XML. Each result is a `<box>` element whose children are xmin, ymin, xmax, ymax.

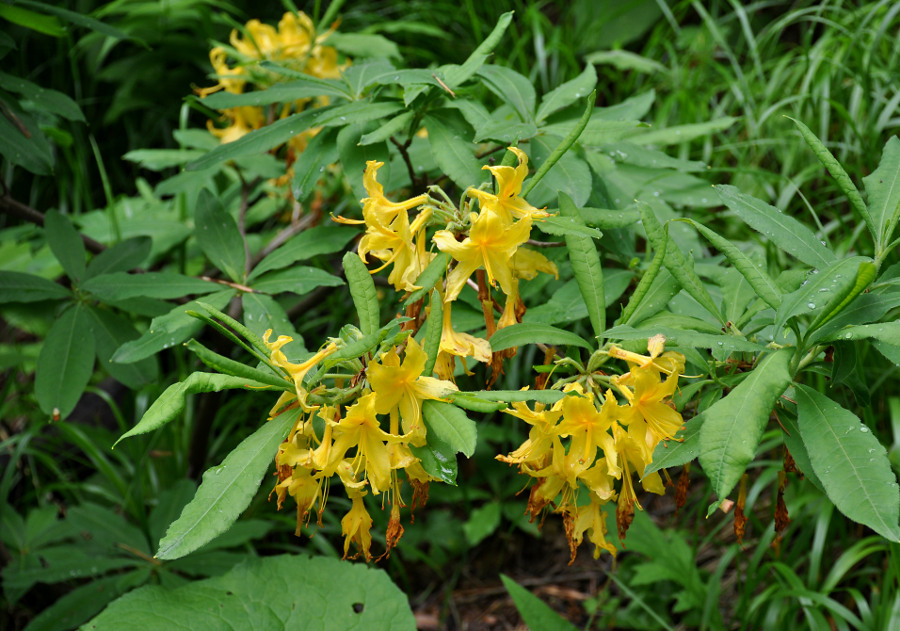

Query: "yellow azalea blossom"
<box><xmin>357</xmin><ymin>160</ymin><xmax>429</xmax><ymax>228</ymax></box>
<box><xmin>274</xmin><ymin>465</ymin><xmax>323</xmax><ymax>535</ymax></box>
<box><xmin>433</xmin><ymin>210</ymin><xmax>533</xmax><ymax>301</ymax></box>
<box><xmin>466</xmin><ymin>147</ymin><xmax>548</xmax><ymax>222</ymax></box>
<box><xmin>323</xmin><ymin>393</ymin><xmax>397</xmax><ymax>494</ymax></box>
<box><xmin>497</xmin><ymin>399</ymin><xmax>561</xmax><ymax>467</ymax></box>
<box><xmin>367</xmin><ymin>338</ymin><xmax>457</xmax><ymax>444</ymax></box>
<box><xmin>555</xmin><ymin>389</ymin><xmax>620</xmax><ymax>474</ymax></box>
<box><xmin>358</xmin><ymin>206</ymin><xmax>433</xmax><ymax>291</ymax></box>
<box><xmin>563</xmin><ymin>494</ymin><xmax>617</xmax><ymax>562</ymax></box>
<box><xmin>609</xmin><ymin>334</ymin><xmax>685</xmax><ymax>377</ymax></box>
<box><xmin>511</xmin><ymin>247</ymin><xmax>559</xmax><ymax>281</ymax></box>
<box><xmin>439</xmin><ymin>299</ymin><xmax>492</xmax><ymax>364</ymax></box>
<box><xmin>340</xmin><ymin>485</ymin><xmax>374</xmax><ymax>561</ymax></box>
<box><xmin>264</xmin><ymin>330</ymin><xmax>339</xmax><ymax>410</ymax></box>
<box><xmin>614</xmin><ymin>366</ymin><xmax>684</xmax><ymax>446</ymax></box>
<box><xmin>523</xmin><ymin>436</ymin><xmax>589</xmax><ymax>520</ymax></box>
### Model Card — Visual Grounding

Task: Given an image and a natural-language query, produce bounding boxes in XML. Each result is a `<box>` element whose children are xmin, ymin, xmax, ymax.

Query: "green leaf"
<box><xmin>476</xmin><ymin>65</ymin><xmax>536</xmax><ymax>122</ymax></box>
<box><xmin>403</xmin><ymin>252</ymin><xmax>451</xmax><ymax>306</ymax></box>
<box><xmin>359</xmin><ymin>111</ymin><xmax>415</xmax><ymax>145</ymax></box>
<box><xmin>87</xmin><ymin>307</ymin><xmax>158</xmax><ymax>389</ymax></box>
<box><xmin>795</xmin><ymin>385</ymin><xmax>900</xmax><ymax>542</ymax></box>
<box><xmin>156</xmin><ymin>409</ymin><xmax>299</xmax><ymax>560</ymax></box>
<box><xmin>464</xmin><ymin>389</ymin><xmax>567</xmax><ymax>405</ymax></box>
<box><xmin>535</xmin><ymin>215</ymin><xmax>603</xmax><ymax>239</ymax></box>
<box><xmin>489</xmin><ymin>323</ymin><xmax>592</xmax><ymax>352</ymax></box>
<box><xmin>501</xmin><ymin>575</ymin><xmax>580</xmax><ymax>631</ymax></box>
<box><xmin>808</xmin><ymin>260</ymin><xmax>877</xmax><ymax>333</ymax></box>
<box><xmin>250</xmin><ymin>225</ymin><xmax>356</xmax><ymax>280</ymax></box>
<box><xmin>619</xmin><ymin>232</ymin><xmax>667</xmax><ymax>326</ymax></box>
<box><xmin>184</xmin><ymin>340</ymin><xmax>291</xmax><ymax>389</ymax></box>
<box><xmin>422</xmin><ymin>291</ymin><xmax>443</xmax><ymax>377</ymax></box>
<box><xmin>0</xmin><ymin>103</ymin><xmax>53</xmax><ymax>174</ymax></box>
<box><xmin>558</xmin><ymin>192</ymin><xmax>604</xmax><ymax>341</ymax></box>
<box><xmin>115</xmin><ymin>373</ymin><xmax>274</xmax><ymax>446</ymax></box>
<box><xmin>313</xmin><ymin>100</ymin><xmax>403</xmax><ymax>128</ymax></box>
<box><xmin>536</xmin><ymin>64</ymin><xmax>598</xmax><ymax>123</ymax></box>
<box><xmin>645</xmin><ymin>419</ymin><xmax>702</xmax><ymax>476</ymax></box>
<box><xmin>603</xmin><ymin>325</ymin><xmax>765</xmax><ymax>353</ymax></box>
<box><xmin>698</xmin><ymin>349</ymin><xmax>794</xmax><ymax>503</ymax></box>
<box><xmin>289</xmin><ymin>126</ymin><xmax>340</xmax><ymax>202</ymax></box>
<box><xmin>440</xmin><ymin>12</ymin><xmax>513</xmax><ymax>88</ymax></box>
<box><xmin>122</xmin><ymin>148</ymin><xmax>204</xmax><ymax>171</ymax></box>
<box><xmin>0</xmin><ymin>270</ymin><xmax>70</xmax><ymax>303</ymax></box>
<box><xmin>0</xmin><ymin>71</ymin><xmax>84</xmax><ymax>122</ymax></box>
<box><xmin>186</xmin><ymin>107</ymin><xmax>323</xmax><ymax>171</ymax></box>
<box><xmin>14</xmin><ymin>0</ymin><xmax>137</xmax><ymax>42</ymax></box>
<box><xmin>343</xmin><ymin>252</ymin><xmax>380</xmax><ymax>336</ymax></box>
<box><xmin>200</xmin><ymin>77</ymin><xmax>350</xmax><ymax>109</ymax></box>
<box><xmin>716</xmin><ymin>184</ymin><xmax>835</xmax><ymax>270</ymax></box>
<box><xmin>422</xmin><ymin>400</ymin><xmax>476</xmax><ymax>457</ymax></box>
<box><xmin>3</xmin><ymin>546</ymin><xmax>136</xmax><ymax>591</ymax></box>
<box><xmin>341</xmin><ymin>59</ymin><xmax>398</xmax><ymax>97</ymax></box>
<box><xmin>786</xmin><ymin>116</ymin><xmax>874</xmax><ymax>239</ymax></box>
<box><xmin>637</xmin><ymin>200</ymin><xmax>725</xmax><ymax>325</ymax></box>
<box><xmin>85</xmin><ymin>236</ymin><xmax>151</xmax><ymax>279</ymax></box>
<box><xmin>824</xmin><ymin>322</ymin><xmax>900</xmax><ymax>345</ymax></box>
<box><xmin>82</xmin><ymin>272</ymin><xmax>220</xmax><ymax>301</ymax></box>
<box><xmin>628</xmin><ymin>117</ymin><xmax>737</xmax><ymax>145</ymax></box>
<box><xmin>241</xmin><ymin>293</ymin><xmax>299</xmax><ymax>347</ymax></box>
<box><xmin>864</xmin><ymin>136</ymin><xmax>900</xmax><ymax>254</ymax></box>
<box><xmin>337</xmin><ymin>121</ymin><xmax>391</xmax><ymax>203</ymax></box>
<box><xmin>111</xmin><ymin>291</ymin><xmax>234</xmax><ymax>364</ymax></box>
<box><xmin>409</xmin><ymin>432</ymin><xmax>458</xmax><ymax>485</ymax></box>
<box><xmin>44</xmin><ymin>210</ymin><xmax>86</xmax><ymax>282</ymax></box>
<box><xmin>682</xmin><ymin>218</ymin><xmax>781</xmax><ymax>310</ymax></box>
<box><xmin>463</xmin><ymin>502</ymin><xmax>502</xmax><ymax>546</ymax></box>
<box><xmin>0</xmin><ymin>3</ymin><xmax>63</xmax><ymax>36</ymax></box>
<box><xmin>329</xmin><ymin>32</ymin><xmax>401</xmax><ymax>59</ymax></box>
<box><xmin>425</xmin><ymin>110</ymin><xmax>483</xmax><ymax>191</ymax></box>
<box><xmin>85</xmin><ymin>555</ymin><xmax>417</xmax><ymax>630</ymax></box>
<box><xmin>194</xmin><ymin>189</ymin><xmax>246</xmax><ymax>283</ymax></box>
<box><xmin>446</xmin><ymin>391</ymin><xmax>507</xmax><ymax>413</ymax></box>
<box><xmin>20</xmin><ymin>571</ymin><xmax>142</xmax><ymax>631</ymax></box>
<box><xmin>250</xmin><ymin>266</ymin><xmax>344</xmax><ymax>295</ymax></box>
<box><xmin>34</xmin><ymin>305</ymin><xmax>95</xmax><ymax>419</ymax></box>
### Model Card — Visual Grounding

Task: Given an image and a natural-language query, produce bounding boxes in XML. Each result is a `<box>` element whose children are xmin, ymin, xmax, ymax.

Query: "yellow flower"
<box><xmin>614</xmin><ymin>366</ymin><xmax>683</xmax><ymax>446</ymax></box>
<box><xmin>555</xmin><ymin>389</ymin><xmax>620</xmax><ymax>473</ymax></box>
<box><xmin>367</xmin><ymin>338</ymin><xmax>457</xmax><ymax>444</ymax></box>
<box><xmin>264</xmin><ymin>331</ymin><xmax>338</xmax><ymax>410</ymax></box>
<box><xmin>466</xmin><ymin>147</ymin><xmax>548</xmax><ymax>222</ymax></box>
<box><xmin>563</xmin><ymin>494</ymin><xmax>617</xmax><ymax>562</ymax></box>
<box><xmin>439</xmin><ymin>299</ymin><xmax>492</xmax><ymax>364</ymax></box>
<box><xmin>324</xmin><ymin>393</ymin><xmax>397</xmax><ymax>494</ymax></box>
<box><xmin>358</xmin><ymin>160</ymin><xmax>428</xmax><ymax>228</ymax></box>
<box><xmin>609</xmin><ymin>334</ymin><xmax>685</xmax><ymax>377</ymax></box>
<box><xmin>358</xmin><ymin>206</ymin><xmax>433</xmax><ymax>291</ymax></box>
<box><xmin>433</xmin><ymin>210</ymin><xmax>532</xmax><ymax>301</ymax></box>
<box><xmin>340</xmin><ymin>486</ymin><xmax>374</xmax><ymax>561</ymax></box>
<box><xmin>496</xmin><ymin>399</ymin><xmax>561</xmax><ymax>467</ymax></box>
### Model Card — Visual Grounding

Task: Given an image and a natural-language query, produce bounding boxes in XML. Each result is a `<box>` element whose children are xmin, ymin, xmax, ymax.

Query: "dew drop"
<box><xmin>807</xmin><ymin>302</ymin><xmax>816</xmax><ymax>309</ymax></box>
<box><xmin>860</xmin><ymin>426</ymin><xmax>869</xmax><ymax>433</ymax></box>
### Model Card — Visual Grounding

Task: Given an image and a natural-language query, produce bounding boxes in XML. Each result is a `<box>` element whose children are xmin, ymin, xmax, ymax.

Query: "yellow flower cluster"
<box><xmin>498</xmin><ymin>335</ymin><xmax>686</xmax><ymax>562</ymax></box>
<box><xmin>198</xmin><ymin>12</ymin><xmax>346</xmax><ymax>153</ymax></box>
<box><xmin>264</xmin><ymin>332</ymin><xmax>456</xmax><ymax>561</ymax></box>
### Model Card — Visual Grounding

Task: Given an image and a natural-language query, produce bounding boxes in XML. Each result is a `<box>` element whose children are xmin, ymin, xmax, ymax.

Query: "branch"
<box><xmin>0</xmin><ymin>195</ymin><xmax>106</xmax><ymax>254</ymax></box>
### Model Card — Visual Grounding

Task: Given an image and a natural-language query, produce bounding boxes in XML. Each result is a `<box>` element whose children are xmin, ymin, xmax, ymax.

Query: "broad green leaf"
<box><xmin>535</xmin><ymin>215</ymin><xmax>603</xmax><ymax>239</ymax></box>
<box><xmin>313</xmin><ymin>100</ymin><xmax>403</xmax><ymax>128</ymax></box>
<box><xmin>536</xmin><ymin>64</ymin><xmax>597</xmax><ymax>122</ymax></box>
<box><xmin>86</xmin><ymin>555</ymin><xmax>416</xmax><ymax>631</ymax></box>
<box><xmin>185</xmin><ymin>340</ymin><xmax>290</xmax><ymax>389</ymax></box>
<box><xmin>716</xmin><ymin>184</ymin><xmax>835</xmax><ymax>270</ymax></box>
<box><xmin>44</xmin><ymin>210</ymin><xmax>86</xmax><ymax>282</ymax></box>
<box><xmin>3</xmin><ymin>547</ymin><xmax>136</xmax><ymax>591</ymax></box>
<box><xmin>111</xmin><ymin>290</ymin><xmax>234</xmax><ymax>364</ymax></box>
<box><xmin>403</xmin><ymin>252</ymin><xmax>451</xmax><ymax>306</ymax></box>
<box><xmin>698</xmin><ymin>349</ymin><xmax>794</xmax><ymax>504</ymax></box>
<box><xmin>774</xmin><ymin>256</ymin><xmax>872</xmax><ymax>336</ymax></box>
<box><xmin>359</xmin><ymin>111</ymin><xmax>414</xmax><ymax>145</ymax></box>
<box><xmin>0</xmin><ymin>270</ymin><xmax>70</xmax><ymax>302</ymax></box>
<box><xmin>84</xmin><ymin>236</ymin><xmax>151</xmax><ymax>279</ymax></box>
<box><xmin>200</xmin><ymin>78</ymin><xmax>350</xmax><ymax>109</ymax></box>
<box><xmin>526</xmin><ymin>135</ymin><xmax>593</xmax><ymax>208</ymax></box>
<box><xmin>0</xmin><ymin>3</ymin><xmax>63</xmax><ymax>37</ymax></box>
<box><xmin>422</xmin><ymin>400</ymin><xmax>477</xmax><ymax>457</ymax></box>
<box><xmin>624</xmin><ymin>270</ymin><xmax>681</xmax><ymax>326</ymax></box>
<box><xmin>489</xmin><ymin>323</ymin><xmax>592</xmax><ymax>352</ymax></box>
<box><xmin>340</xmin><ymin>59</ymin><xmax>398</xmax><ymax>97</ymax></box>
<box><xmin>808</xmin><ymin>260</ymin><xmax>877</xmax><ymax>333</ymax></box>
<box><xmin>409</xmin><ymin>432</ymin><xmax>458</xmax><ymax>485</ymax></box>
<box><xmin>645</xmin><ymin>419</ymin><xmax>702</xmax><ymax>476</ymax></box>
<box><xmin>0</xmin><ymin>71</ymin><xmax>84</xmax><ymax>122</ymax></box>
<box><xmin>14</xmin><ymin>0</ymin><xmax>136</xmax><ymax>42</ymax></box>
<box><xmin>441</xmin><ymin>12</ymin><xmax>513</xmax><ymax>88</ymax></box>
<box><xmin>329</xmin><ymin>32</ymin><xmax>401</xmax><ymax>60</ymax></box>
<box><xmin>559</xmin><ymin>192</ymin><xmax>604</xmax><ymax>341</ymax></box>
<box><xmin>82</xmin><ymin>272</ymin><xmax>220</xmax><ymax>301</ymax></box>
<box><xmin>786</xmin><ymin>116</ymin><xmax>874</xmax><ymax>238</ymax></box>
<box><xmin>501</xmin><ymin>575</ymin><xmax>579</xmax><ymax>631</ymax></box>
<box><xmin>476</xmin><ymin>65</ymin><xmax>536</xmax><ymax>122</ymax></box>
<box><xmin>618</xmin><ymin>233</ymin><xmax>667</xmax><ymax>326</ymax></box>
<box><xmin>425</xmin><ymin>110</ymin><xmax>483</xmax><ymax>191</ymax></box>
<box><xmin>422</xmin><ymin>291</ymin><xmax>442</xmax><ymax>377</ymax></box>
<box><xmin>156</xmin><ymin>409</ymin><xmax>300</xmax><ymax>559</ymax></box>
<box><xmin>777</xmin><ymin>405</ymin><xmax>823</xmax><ymax>490</ymax></box>
<box><xmin>21</xmin><ymin>571</ymin><xmax>140</xmax><ymax>631</ymax></box>
<box><xmin>683</xmin><ymin>218</ymin><xmax>781</xmax><ymax>309</ymax></box>
<box><xmin>289</xmin><ymin>126</ymin><xmax>340</xmax><ymax>202</ymax></box>
<box><xmin>0</xmin><ymin>104</ymin><xmax>53</xmax><ymax>174</ymax></box>
<box><xmin>864</xmin><ymin>136</ymin><xmax>900</xmax><ymax>252</ymax></box>
<box><xmin>250</xmin><ymin>225</ymin><xmax>356</xmax><ymax>280</ymax></box>
<box><xmin>603</xmin><ymin>325</ymin><xmax>765</xmax><ymax>353</ymax></box>
<box><xmin>241</xmin><ymin>293</ymin><xmax>299</xmax><ymax>347</ymax></box>
<box><xmin>585</xmin><ymin>49</ymin><xmax>667</xmax><ymax>74</ymax></box>
<box><xmin>195</xmin><ymin>189</ymin><xmax>246</xmax><ymax>283</ymax></box>
<box><xmin>87</xmin><ymin>307</ymin><xmax>158</xmax><ymax>389</ymax></box>
<box><xmin>250</xmin><ymin>266</ymin><xmax>343</xmax><ymax>295</ymax></box>
<box><xmin>337</xmin><ymin>121</ymin><xmax>391</xmax><ymax>203</ymax></box>
<box><xmin>122</xmin><ymin>148</ymin><xmax>203</xmax><ymax>171</ymax></box>
<box><xmin>473</xmin><ymin>119</ymin><xmax>537</xmax><ymax>144</ymax></box>
<box><xmin>637</xmin><ymin>200</ymin><xmax>725</xmax><ymax>325</ymax></box>
<box><xmin>628</xmin><ymin>117</ymin><xmax>737</xmax><ymax>145</ymax></box>
<box><xmin>35</xmin><ymin>305</ymin><xmax>95</xmax><ymax>419</ymax></box>
<box><xmin>600</xmin><ymin>142</ymin><xmax>706</xmax><ymax>172</ymax></box>
<box><xmin>115</xmin><ymin>373</ymin><xmax>274</xmax><ymax>446</ymax></box>
<box><xmin>186</xmin><ymin>107</ymin><xmax>324</xmax><ymax>171</ymax></box>
<box><xmin>824</xmin><ymin>322</ymin><xmax>900</xmax><ymax>345</ymax></box>
<box><xmin>343</xmin><ymin>252</ymin><xmax>380</xmax><ymax>336</ymax></box>
<box><xmin>795</xmin><ymin>385</ymin><xmax>900</xmax><ymax>541</ymax></box>
<box><xmin>462</xmin><ymin>389</ymin><xmax>567</xmax><ymax>405</ymax></box>
<box><xmin>463</xmin><ymin>502</ymin><xmax>502</xmax><ymax>547</ymax></box>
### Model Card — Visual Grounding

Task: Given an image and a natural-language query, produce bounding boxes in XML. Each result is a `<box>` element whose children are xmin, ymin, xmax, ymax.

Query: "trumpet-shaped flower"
<box><xmin>358</xmin><ymin>160</ymin><xmax>429</xmax><ymax>228</ymax></box>
<box><xmin>555</xmin><ymin>389</ymin><xmax>620</xmax><ymax>475</ymax></box>
<box><xmin>324</xmin><ymin>393</ymin><xmax>397</xmax><ymax>494</ymax></box>
<box><xmin>265</xmin><ymin>330</ymin><xmax>338</xmax><ymax>410</ymax></box>
<box><xmin>497</xmin><ymin>400</ymin><xmax>561</xmax><ymax>467</ymax></box>
<box><xmin>433</xmin><ymin>210</ymin><xmax>532</xmax><ymax>301</ymax></box>
<box><xmin>614</xmin><ymin>366</ymin><xmax>683</xmax><ymax>446</ymax></box>
<box><xmin>467</xmin><ymin>147</ymin><xmax>548</xmax><ymax>222</ymax></box>
<box><xmin>341</xmin><ymin>486</ymin><xmax>374</xmax><ymax>561</ymax></box>
<box><xmin>439</xmin><ymin>299</ymin><xmax>491</xmax><ymax>364</ymax></box>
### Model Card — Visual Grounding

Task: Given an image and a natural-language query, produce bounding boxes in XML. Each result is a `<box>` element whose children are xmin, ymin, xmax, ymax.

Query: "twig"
<box><xmin>0</xmin><ymin>195</ymin><xmax>106</xmax><ymax>254</ymax></box>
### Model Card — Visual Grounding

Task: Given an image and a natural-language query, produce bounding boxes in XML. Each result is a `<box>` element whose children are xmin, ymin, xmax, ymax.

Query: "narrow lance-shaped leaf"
<box><xmin>637</xmin><ymin>200</ymin><xmax>725</xmax><ymax>325</ymax></box>
<box><xmin>786</xmin><ymin>116</ymin><xmax>874</xmax><ymax>239</ymax></box>
<box><xmin>343</xmin><ymin>251</ymin><xmax>380</xmax><ymax>336</ymax></box>
<box><xmin>0</xmin><ymin>270</ymin><xmax>71</xmax><ymax>303</ymax></box>
<box><xmin>44</xmin><ymin>209</ymin><xmax>86</xmax><ymax>282</ymax></box>
<box><xmin>489</xmin><ymin>323</ymin><xmax>592</xmax><ymax>352</ymax></box>
<box><xmin>34</xmin><ymin>305</ymin><xmax>95</xmax><ymax>419</ymax></box>
<box><xmin>114</xmin><ymin>373</ymin><xmax>276</xmax><ymax>447</ymax></box>
<box><xmin>863</xmin><ymin>136</ymin><xmax>900</xmax><ymax>256</ymax></box>
<box><xmin>795</xmin><ymin>385</ymin><xmax>900</xmax><ymax>542</ymax></box>
<box><xmin>156</xmin><ymin>408</ymin><xmax>301</xmax><ymax>559</ymax></box>
<box><xmin>81</xmin><ymin>272</ymin><xmax>220</xmax><ymax>301</ymax></box>
<box><xmin>618</xmin><ymin>229</ymin><xmax>667</xmax><ymax>326</ymax></box>
<box><xmin>404</xmin><ymin>252</ymin><xmax>450</xmax><ymax>306</ymax></box>
<box><xmin>422</xmin><ymin>291</ymin><xmax>443</xmax><ymax>377</ymax></box>
<box><xmin>559</xmin><ymin>192</ymin><xmax>604</xmax><ymax>341</ymax></box>
<box><xmin>698</xmin><ymin>349</ymin><xmax>794</xmax><ymax>507</ymax></box>
<box><xmin>682</xmin><ymin>218</ymin><xmax>782</xmax><ymax>310</ymax></box>
<box><xmin>184</xmin><ymin>339</ymin><xmax>292</xmax><ymax>389</ymax></box>
<box><xmin>425</xmin><ymin>111</ymin><xmax>482</xmax><ymax>191</ymax></box>
<box><xmin>441</xmin><ymin>12</ymin><xmax>514</xmax><ymax>88</ymax></box>
<box><xmin>536</xmin><ymin>64</ymin><xmax>598</xmax><ymax>123</ymax></box>
<box><xmin>807</xmin><ymin>260</ymin><xmax>876</xmax><ymax>334</ymax></box>
<box><xmin>422</xmin><ymin>400</ymin><xmax>477</xmax><ymax>457</ymax></box>
<box><xmin>84</xmin><ymin>236</ymin><xmax>151</xmax><ymax>279</ymax></box>
<box><xmin>194</xmin><ymin>189</ymin><xmax>246</xmax><ymax>283</ymax></box>
<box><xmin>715</xmin><ymin>184</ymin><xmax>835</xmax><ymax>270</ymax></box>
